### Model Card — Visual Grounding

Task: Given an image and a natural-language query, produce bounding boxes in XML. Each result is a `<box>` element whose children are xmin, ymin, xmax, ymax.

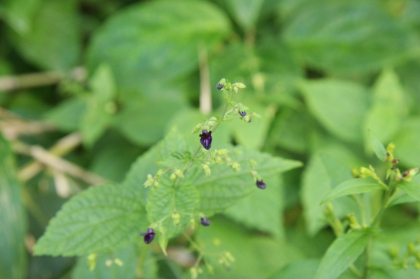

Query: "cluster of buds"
<box><xmin>359</xmin><ymin>165</ymin><xmax>387</xmax><ymax>188</ymax></box>
<box><xmin>219</xmin><ymin>251</ymin><xmax>235</xmax><ymax>270</ymax></box>
<box><xmin>105</xmin><ymin>257</ymin><xmax>123</xmax><ymax>268</ymax></box>
<box><xmin>170</xmin><ymin>169</ymin><xmax>184</xmax><ymax>181</ymax></box>
<box><xmin>388</xmin><ymin>242</ymin><xmax>420</xmax><ymax>270</ymax></box>
<box><xmin>87</xmin><ymin>253</ymin><xmax>97</xmax><ymax>271</ymax></box>
<box><xmin>191</xmin><ymin>117</ymin><xmax>218</xmax><ymax>134</ymax></box>
<box><xmin>143</xmin><ymin>173</ymin><xmax>160</xmax><ymax>189</ymax></box>
<box><xmin>397</xmin><ymin>168</ymin><xmax>419</xmax><ymax>182</ymax></box>
<box><xmin>216</xmin><ymin>78</ymin><xmax>246</xmax><ymax>94</ymax></box>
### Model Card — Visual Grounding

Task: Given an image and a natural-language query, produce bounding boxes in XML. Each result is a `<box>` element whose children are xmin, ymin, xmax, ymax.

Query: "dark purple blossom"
<box><xmin>199</xmin><ymin>130</ymin><xmax>212</xmax><ymax>150</ymax></box>
<box><xmin>200</xmin><ymin>216</ymin><xmax>211</xmax><ymax>226</ymax></box>
<box><xmin>239</xmin><ymin>111</ymin><xmax>247</xmax><ymax>117</ymax></box>
<box><xmin>256</xmin><ymin>180</ymin><xmax>266</xmax><ymax>189</ymax></box>
<box><xmin>216</xmin><ymin>83</ymin><xmax>224</xmax><ymax>90</ymax></box>
<box><xmin>140</xmin><ymin>228</ymin><xmax>155</xmax><ymax>244</ymax></box>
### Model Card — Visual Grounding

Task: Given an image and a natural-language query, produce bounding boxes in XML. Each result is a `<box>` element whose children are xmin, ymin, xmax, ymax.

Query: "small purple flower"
<box><xmin>216</xmin><ymin>83</ymin><xmax>224</xmax><ymax>90</ymax></box>
<box><xmin>256</xmin><ymin>180</ymin><xmax>266</xmax><ymax>189</ymax></box>
<box><xmin>140</xmin><ymin>228</ymin><xmax>155</xmax><ymax>244</ymax></box>
<box><xmin>239</xmin><ymin>111</ymin><xmax>247</xmax><ymax>117</ymax></box>
<box><xmin>200</xmin><ymin>216</ymin><xmax>211</xmax><ymax>226</ymax></box>
<box><xmin>199</xmin><ymin>130</ymin><xmax>212</xmax><ymax>150</ymax></box>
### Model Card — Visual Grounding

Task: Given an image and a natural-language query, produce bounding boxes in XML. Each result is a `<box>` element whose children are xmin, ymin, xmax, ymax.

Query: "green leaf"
<box><xmin>394</xmin><ymin>117</ymin><xmax>420</xmax><ymax>167</ymax></box>
<box><xmin>283</xmin><ymin>0</ymin><xmax>419</xmax><ymax>74</ymax></box>
<box><xmin>226</xmin><ymin>0</ymin><xmax>265</xmax><ymax>31</ymax></box>
<box><xmin>33</xmin><ymin>184</ymin><xmax>148</xmax><ymax>257</ymax></box>
<box><xmin>10</xmin><ymin>0</ymin><xmax>81</xmax><ymax>71</ymax></box>
<box><xmin>0</xmin><ymin>135</ymin><xmax>27</xmax><ymax>279</ymax></box>
<box><xmin>44</xmin><ymin>97</ymin><xmax>87</xmax><ymax>132</ymax></box>
<box><xmin>2</xmin><ymin>0</ymin><xmax>40</xmax><ymax>33</ymax></box>
<box><xmin>314</xmin><ymin>229</ymin><xmax>372</xmax><ymax>279</ymax></box>
<box><xmin>368</xmin><ymin>130</ymin><xmax>387</xmax><ymax>161</ymax></box>
<box><xmin>322</xmin><ymin>178</ymin><xmax>384</xmax><ymax>204</ymax></box>
<box><xmin>224</xmin><ymin>174</ymin><xmax>284</xmax><ymax>238</ymax></box>
<box><xmin>72</xmin><ymin>245</ymin><xmax>137</xmax><ymax>279</ymax></box>
<box><xmin>364</xmin><ymin>69</ymin><xmax>408</xmax><ymax>154</ymax></box>
<box><xmin>299</xmin><ymin>79</ymin><xmax>369</xmax><ymax>143</ymax></box>
<box><xmin>87</xmin><ymin>0</ymin><xmax>231</xmax><ymax>92</ymax></box>
<box><xmin>190</xmin><ymin>147</ymin><xmax>302</xmax><ymax>215</ymax></box>
<box><xmin>146</xmin><ymin>183</ymin><xmax>199</xmax><ymax>248</ymax></box>
<box><xmin>396</xmin><ymin>181</ymin><xmax>420</xmax><ymax>201</ymax></box>
<box><xmin>268</xmin><ymin>259</ymin><xmax>320</xmax><ymax>279</ymax></box>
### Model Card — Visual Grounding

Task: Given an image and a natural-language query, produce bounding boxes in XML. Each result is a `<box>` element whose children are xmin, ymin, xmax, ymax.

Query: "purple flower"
<box><xmin>216</xmin><ymin>83</ymin><xmax>224</xmax><ymax>90</ymax></box>
<box><xmin>200</xmin><ymin>216</ymin><xmax>211</xmax><ymax>226</ymax></box>
<box><xmin>199</xmin><ymin>130</ymin><xmax>212</xmax><ymax>150</ymax></box>
<box><xmin>239</xmin><ymin>111</ymin><xmax>247</xmax><ymax>117</ymax></box>
<box><xmin>256</xmin><ymin>180</ymin><xmax>266</xmax><ymax>189</ymax></box>
<box><xmin>140</xmin><ymin>228</ymin><xmax>155</xmax><ymax>244</ymax></box>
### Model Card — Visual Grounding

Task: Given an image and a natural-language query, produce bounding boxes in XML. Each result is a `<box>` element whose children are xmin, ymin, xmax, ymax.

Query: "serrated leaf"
<box><xmin>368</xmin><ymin>130</ymin><xmax>387</xmax><ymax>161</ymax></box>
<box><xmin>190</xmin><ymin>147</ymin><xmax>302</xmax><ymax>215</ymax></box>
<box><xmin>321</xmin><ymin>178</ymin><xmax>384</xmax><ymax>204</ymax></box>
<box><xmin>396</xmin><ymin>181</ymin><xmax>420</xmax><ymax>201</ymax></box>
<box><xmin>0</xmin><ymin>135</ymin><xmax>27</xmax><ymax>279</ymax></box>
<box><xmin>146</xmin><ymin>183</ymin><xmax>199</xmax><ymax>240</ymax></box>
<box><xmin>299</xmin><ymin>79</ymin><xmax>369</xmax><ymax>143</ymax></box>
<box><xmin>33</xmin><ymin>184</ymin><xmax>148</xmax><ymax>257</ymax></box>
<box><xmin>314</xmin><ymin>229</ymin><xmax>372</xmax><ymax>279</ymax></box>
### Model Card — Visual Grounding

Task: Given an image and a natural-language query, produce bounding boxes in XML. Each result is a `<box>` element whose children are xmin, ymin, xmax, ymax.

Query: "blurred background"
<box><xmin>1</xmin><ymin>0</ymin><xmax>420</xmax><ymax>278</ymax></box>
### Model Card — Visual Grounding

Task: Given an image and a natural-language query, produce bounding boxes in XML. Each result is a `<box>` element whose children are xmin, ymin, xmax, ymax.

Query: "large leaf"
<box><xmin>368</xmin><ymin>130</ymin><xmax>387</xmax><ymax>161</ymax></box>
<box><xmin>396</xmin><ymin>181</ymin><xmax>420</xmax><ymax>201</ymax></box>
<box><xmin>226</xmin><ymin>0</ymin><xmax>265</xmax><ymax>31</ymax></box>
<box><xmin>9</xmin><ymin>0</ymin><xmax>81</xmax><ymax>71</ymax></box>
<box><xmin>43</xmin><ymin>97</ymin><xmax>87</xmax><ymax>132</ymax></box>
<box><xmin>87</xmin><ymin>0</ymin><xmax>231</xmax><ymax>92</ymax></box>
<box><xmin>0</xmin><ymin>135</ymin><xmax>27</xmax><ymax>279</ymax></box>
<box><xmin>33</xmin><ymin>184</ymin><xmax>148</xmax><ymax>256</ymax></box>
<box><xmin>2</xmin><ymin>0</ymin><xmax>40</xmax><ymax>34</ymax></box>
<box><xmin>394</xmin><ymin>117</ymin><xmax>420</xmax><ymax>167</ymax></box>
<box><xmin>189</xmin><ymin>147</ymin><xmax>302</xmax><ymax>215</ymax></box>
<box><xmin>268</xmin><ymin>259</ymin><xmax>320</xmax><ymax>279</ymax></box>
<box><xmin>322</xmin><ymin>178</ymin><xmax>384</xmax><ymax>204</ymax></box>
<box><xmin>314</xmin><ymin>229</ymin><xmax>372</xmax><ymax>279</ymax></box>
<box><xmin>283</xmin><ymin>0</ymin><xmax>419</xmax><ymax>74</ymax></box>
<box><xmin>364</xmin><ymin>69</ymin><xmax>408</xmax><ymax>153</ymax></box>
<box><xmin>299</xmin><ymin>79</ymin><xmax>369</xmax><ymax>143</ymax></box>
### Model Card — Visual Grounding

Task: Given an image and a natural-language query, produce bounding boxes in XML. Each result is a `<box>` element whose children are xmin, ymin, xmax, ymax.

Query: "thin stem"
<box><xmin>362</xmin><ymin>236</ymin><xmax>372</xmax><ymax>279</ymax></box>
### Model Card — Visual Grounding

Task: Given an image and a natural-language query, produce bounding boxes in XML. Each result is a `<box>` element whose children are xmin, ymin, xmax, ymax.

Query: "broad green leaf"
<box><xmin>146</xmin><ymin>183</ymin><xmax>199</xmax><ymax>245</ymax></box>
<box><xmin>0</xmin><ymin>135</ymin><xmax>27</xmax><ymax>279</ymax></box>
<box><xmin>87</xmin><ymin>0</ymin><xmax>231</xmax><ymax>92</ymax></box>
<box><xmin>224</xmin><ymin>174</ymin><xmax>284</xmax><ymax>238</ymax></box>
<box><xmin>81</xmin><ymin>65</ymin><xmax>117</xmax><ymax>146</ymax></box>
<box><xmin>299</xmin><ymin>79</ymin><xmax>369</xmax><ymax>143</ymax></box>
<box><xmin>226</xmin><ymin>0</ymin><xmax>265</xmax><ymax>31</ymax></box>
<box><xmin>364</xmin><ymin>69</ymin><xmax>408</xmax><ymax>154</ymax></box>
<box><xmin>10</xmin><ymin>0</ymin><xmax>81</xmax><ymax>71</ymax></box>
<box><xmin>72</xmin><ymin>245</ymin><xmax>137</xmax><ymax>279</ymax></box>
<box><xmin>301</xmin><ymin>153</ymin><xmax>359</xmax><ymax>235</ymax></box>
<box><xmin>283</xmin><ymin>0</ymin><xmax>419</xmax><ymax>74</ymax></box>
<box><xmin>268</xmin><ymin>259</ymin><xmax>320</xmax><ymax>279</ymax></box>
<box><xmin>322</xmin><ymin>178</ymin><xmax>384</xmax><ymax>204</ymax></box>
<box><xmin>189</xmin><ymin>147</ymin><xmax>302</xmax><ymax>215</ymax></box>
<box><xmin>396</xmin><ymin>181</ymin><xmax>420</xmax><ymax>201</ymax></box>
<box><xmin>314</xmin><ymin>229</ymin><xmax>371</xmax><ymax>279</ymax></box>
<box><xmin>44</xmin><ymin>97</ymin><xmax>87</xmax><ymax>132</ymax></box>
<box><xmin>2</xmin><ymin>0</ymin><xmax>40</xmax><ymax>33</ymax></box>
<box><xmin>394</xmin><ymin>117</ymin><xmax>420</xmax><ymax>167</ymax></box>
<box><xmin>197</xmin><ymin>218</ymin><xmax>303</xmax><ymax>279</ymax></box>
<box><xmin>368</xmin><ymin>130</ymin><xmax>387</xmax><ymax>161</ymax></box>
<box><xmin>33</xmin><ymin>184</ymin><xmax>148</xmax><ymax>256</ymax></box>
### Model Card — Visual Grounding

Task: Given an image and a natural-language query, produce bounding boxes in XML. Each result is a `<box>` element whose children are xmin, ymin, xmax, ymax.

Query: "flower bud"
<box><xmin>202</xmin><ymin>164</ymin><xmax>211</xmax><ymax>176</ymax></box>
<box><xmin>252</xmin><ymin>112</ymin><xmax>261</xmax><ymax>119</ymax></box>
<box><xmin>216</xmin><ymin>83</ymin><xmax>224</xmax><ymax>90</ymax></box>
<box><xmin>175</xmin><ymin>169</ymin><xmax>184</xmax><ymax>179</ymax></box>
<box><xmin>87</xmin><ymin>253</ymin><xmax>97</xmax><ymax>271</ymax></box>
<box><xmin>190</xmin><ymin>218</ymin><xmax>195</xmax><ymax>228</ymax></box>
<box><xmin>192</xmin><ymin>124</ymin><xmax>202</xmax><ymax>134</ymax></box>
<box><xmin>233</xmin><ymin>82</ymin><xmax>246</xmax><ymax>89</ymax></box>
<box><xmin>231</xmin><ymin>162</ymin><xmax>240</xmax><ymax>171</ymax></box>
<box><xmin>105</xmin><ymin>259</ymin><xmax>113</xmax><ymax>268</ymax></box>
<box><xmin>200</xmin><ymin>216</ymin><xmax>211</xmax><ymax>226</ymax></box>
<box><xmin>347</xmin><ymin>214</ymin><xmax>361</xmax><ymax>230</ymax></box>
<box><xmin>249</xmin><ymin>159</ymin><xmax>258</xmax><ymax>169</ymax></box>
<box><xmin>170</xmin><ymin>173</ymin><xmax>177</xmax><ymax>181</ymax></box>
<box><xmin>114</xmin><ymin>258</ymin><xmax>123</xmax><ymax>266</ymax></box>
<box><xmin>156</xmin><ymin>169</ymin><xmax>163</xmax><ymax>180</ymax></box>
<box><xmin>351</xmin><ymin>168</ymin><xmax>360</xmax><ymax>178</ymax></box>
<box><xmin>239</xmin><ymin>111</ymin><xmax>247</xmax><ymax>117</ymax></box>
<box><xmin>208</xmin><ymin>121</ymin><xmax>215</xmax><ymax>127</ymax></box>
<box><xmin>217</xmin><ymin>149</ymin><xmax>229</xmax><ymax>156</ymax></box>
<box><xmin>218</xmin><ymin>78</ymin><xmax>227</xmax><ymax>86</ymax></box>
<box><xmin>402</xmin><ymin>168</ymin><xmax>419</xmax><ymax>182</ymax></box>
<box><xmin>386</xmin><ymin>142</ymin><xmax>395</xmax><ymax>153</ymax></box>
<box><xmin>256</xmin><ymin>180</ymin><xmax>266</xmax><ymax>189</ymax></box>
<box><xmin>172</xmin><ymin>212</ymin><xmax>181</xmax><ymax>226</ymax></box>
<box><xmin>244</xmin><ymin>114</ymin><xmax>252</xmax><ymax>123</ymax></box>
<box><xmin>216</xmin><ymin>157</ymin><xmax>222</xmax><ymax>164</ymax></box>
<box><xmin>190</xmin><ymin>268</ymin><xmax>198</xmax><ymax>279</ymax></box>
<box><xmin>199</xmin><ymin>129</ymin><xmax>212</xmax><ymax>150</ymax></box>
<box><xmin>234</xmin><ymin>86</ymin><xmax>239</xmax><ymax>93</ymax></box>
<box><xmin>225</xmin><ymin>252</ymin><xmax>235</xmax><ymax>262</ymax></box>
<box><xmin>388</xmin><ymin>246</ymin><xmax>399</xmax><ymax>259</ymax></box>
<box><xmin>415</xmin><ymin>262</ymin><xmax>420</xmax><ymax>270</ymax></box>
<box><xmin>144</xmin><ymin>174</ymin><xmax>154</xmax><ymax>187</ymax></box>
<box><xmin>140</xmin><ymin>228</ymin><xmax>155</xmax><ymax>244</ymax></box>
<box><xmin>153</xmin><ymin>181</ymin><xmax>159</xmax><ymax>188</ymax></box>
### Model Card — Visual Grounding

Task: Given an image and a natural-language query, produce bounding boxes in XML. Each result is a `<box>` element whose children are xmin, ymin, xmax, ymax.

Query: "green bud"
<box><xmin>234</xmin><ymin>86</ymin><xmax>239</xmax><ymax>93</ymax></box>
<box><xmin>231</xmin><ymin>162</ymin><xmax>240</xmax><ymax>171</ymax></box>
<box><xmin>156</xmin><ymin>169</ymin><xmax>164</xmax><ymax>180</ymax></box>
<box><xmin>409</xmin><ymin>242</ymin><xmax>417</xmax><ymax>255</ymax></box>
<box><xmin>217</xmin><ymin>149</ymin><xmax>229</xmax><ymax>156</ymax></box>
<box><xmin>218</xmin><ymin>78</ymin><xmax>227</xmax><ymax>86</ymax></box>
<box><xmin>233</xmin><ymin>82</ymin><xmax>246</xmax><ymax>89</ymax></box>
<box><xmin>252</xmin><ymin>112</ymin><xmax>261</xmax><ymax>119</ymax></box>
<box><xmin>209</xmin><ymin>117</ymin><xmax>217</xmax><ymax>121</ymax></box>
<box><xmin>415</xmin><ymin>262</ymin><xmax>420</xmax><ymax>270</ymax></box>
<box><xmin>170</xmin><ymin>173</ymin><xmax>177</xmax><ymax>181</ymax></box>
<box><xmin>207</xmin><ymin>264</ymin><xmax>214</xmax><ymax>274</ymax></box>
<box><xmin>388</xmin><ymin>246</ymin><xmax>399</xmax><ymax>259</ymax></box>
<box><xmin>114</xmin><ymin>258</ymin><xmax>123</xmax><ymax>266</ymax></box>
<box><xmin>192</xmin><ymin>124</ymin><xmax>202</xmax><ymax>134</ymax></box>
<box><xmin>153</xmin><ymin>181</ymin><xmax>159</xmax><ymax>188</ymax></box>
<box><xmin>359</xmin><ymin>166</ymin><xmax>373</xmax><ymax>178</ymax></box>
<box><xmin>87</xmin><ymin>253</ymin><xmax>97</xmax><ymax>271</ymax></box>
<box><xmin>144</xmin><ymin>174</ymin><xmax>154</xmax><ymax>187</ymax></box>
<box><xmin>172</xmin><ymin>212</ymin><xmax>181</xmax><ymax>226</ymax></box>
<box><xmin>190</xmin><ymin>268</ymin><xmax>198</xmax><ymax>279</ymax></box>
<box><xmin>234</xmin><ymin>108</ymin><xmax>239</xmax><ymax>114</ymax></box>
<box><xmin>351</xmin><ymin>168</ymin><xmax>359</xmax><ymax>178</ymax></box>
<box><xmin>386</xmin><ymin>142</ymin><xmax>395</xmax><ymax>153</ymax></box>
<box><xmin>190</xmin><ymin>218</ymin><xmax>195</xmax><ymax>228</ymax></box>
<box><xmin>403</xmin><ymin>168</ymin><xmax>420</xmax><ymax>182</ymax></box>
<box><xmin>202</xmin><ymin>164</ymin><xmax>211</xmax><ymax>176</ymax></box>
<box><xmin>216</xmin><ymin>157</ymin><xmax>222</xmax><ymax>164</ymax></box>
<box><xmin>225</xmin><ymin>252</ymin><xmax>235</xmax><ymax>262</ymax></box>
<box><xmin>244</xmin><ymin>114</ymin><xmax>252</xmax><ymax>123</ymax></box>
<box><xmin>175</xmin><ymin>169</ymin><xmax>184</xmax><ymax>178</ymax></box>
<box><xmin>208</xmin><ymin>121</ymin><xmax>216</xmax><ymax>127</ymax></box>
<box><xmin>249</xmin><ymin>159</ymin><xmax>258</xmax><ymax>169</ymax></box>
<box><xmin>105</xmin><ymin>259</ymin><xmax>113</xmax><ymax>267</ymax></box>
<box><xmin>347</xmin><ymin>214</ymin><xmax>361</xmax><ymax>230</ymax></box>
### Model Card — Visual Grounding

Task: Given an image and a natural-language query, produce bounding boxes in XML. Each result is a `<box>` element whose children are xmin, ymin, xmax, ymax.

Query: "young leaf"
<box><xmin>321</xmin><ymin>178</ymin><xmax>384</xmax><ymax>204</ymax></box>
<box><xmin>368</xmin><ymin>130</ymin><xmax>387</xmax><ymax>161</ymax></box>
<box><xmin>0</xmin><ymin>135</ymin><xmax>27</xmax><ymax>279</ymax></box>
<box><xmin>396</xmin><ymin>181</ymin><xmax>420</xmax><ymax>201</ymax></box>
<box><xmin>226</xmin><ymin>0</ymin><xmax>265</xmax><ymax>31</ymax></box>
<box><xmin>33</xmin><ymin>184</ymin><xmax>148</xmax><ymax>257</ymax></box>
<box><xmin>314</xmin><ymin>229</ymin><xmax>372</xmax><ymax>279</ymax></box>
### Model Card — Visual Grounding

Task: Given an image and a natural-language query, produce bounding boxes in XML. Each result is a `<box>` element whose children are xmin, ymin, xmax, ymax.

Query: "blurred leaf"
<box><xmin>10</xmin><ymin>0</ymin><xmax>81</xmax><ymax>71</ymax></box>
<box><xmin>283</xmin><ymin>0</ymin><xmax>419</xmax><ymax>74</ymax></box>
<box><xmin>0</xmin><ymin>135</ymin><xmax>26</xmax><ymax>279</ymax></box>
<box><xmin>197</xmin><ymin>218</ymin><xmax>304</xmax><ymax>279</ymax></box>
<box><xmin>364</xmin><ymin>69</ymin><xmax>408</xmax><ymax>153</ymax></box>
<box><xmin>368</xmin><ymin>130</ymin><xmax>387</xmax><ymax>162</ymax></box>
<box><xmin>394</xmin><ymin>117</ymin><xmax>420</xmax><ymax>167</ymax></box>
<box><xmin>226</xmin><ymin>0</ymin><xmax>265</xmax><ymax>31</ymax></box>
<box><xmin>189</xmin><ymin>147</ymin><xmax>302</xmax><ymax>215</ymax></box>
<box><xmin>321</xmin><ymin>178</ymin><xmax>383</xmax><ymax>204</ymax></box>
<box><xmin>314</xmin><ymin>229</ymin><xmax>372</xmax><ymax>279</ymax></box>
<box><xmin>33</xmin><ymin>184</ymin><xmax>148</xmax><ymax>256</ymax></box>
<box><xmin>224</xmin><ymin>174</ymin><xmax>284</xmax><ymax>238</ymax></box>
<box><xmin>268</xmin><ymin>259</ymin><xmax>320</xmax><ymax>279</ymax></box>
<box><xmin>2</xmin><ymin>0</ymin><xmax>40</xmax><ymax>33</ymax></box>
<box><xmin>300</xmin><ymin>79</ymin><xmax>369</xmax><ymax>142</ymax></box>
<box><xmin>396</xmin><ymin>181</ymin><xmax>420</xmax><ymax>201</ymax></box>
<box><xmin>87</xmin><ymin>0</ymin><xmax>231</xmax><ymax>92</ymax></box>
<box><xmin>43</xmin><ymin>97</ymin><xmax>87</xmax><ymax>132</ymax></box>
<box><xmin>301</xmin><ymin>153</ymin><xmax>359</xmax><ymax>235</ymax></box>
<box><xmin>72</xmin><ymin>245</ymin><xmax>136</xmax><ymax>279</ymax></box>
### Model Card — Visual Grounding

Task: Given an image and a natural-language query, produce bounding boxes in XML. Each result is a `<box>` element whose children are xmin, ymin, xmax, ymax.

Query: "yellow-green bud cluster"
<box><xmin>347</xmin><ymin>214</ymin><xmax>361</xmax><ymax>230</ymax></box>
<box><xmin>172</xmin><ymin>212</ymin><xmax>181</xmax><ymax>226</ymax></box>
<box><xmin>87</xmin><ymin>253</ymin><xmax>97</xmax><ymax>271</ymax></box>
<box><xmin>202</xmin><ymin>163</ymin><xmax>211</xmax><ymax>176</ymax></box>
<box><xmin>231</xmin><ymin>162</ymin><xmax>241</xmax><ymax>171</ymax></box>
<box><xmin>219</xmin><ymin>251</ymin><xmax>235</xmax><ymax>269</ymax></box>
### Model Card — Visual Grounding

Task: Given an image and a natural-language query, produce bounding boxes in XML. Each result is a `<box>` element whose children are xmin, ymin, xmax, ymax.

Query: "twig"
<box><xmin>13</xmin><ymin>140</ymin><xmax>108</xmax><ymax>185</ymax></box>
<box><xmin>198</xmin><ymin>44</ymin><xmax>212</xmax><ymax>115</ymax></box>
